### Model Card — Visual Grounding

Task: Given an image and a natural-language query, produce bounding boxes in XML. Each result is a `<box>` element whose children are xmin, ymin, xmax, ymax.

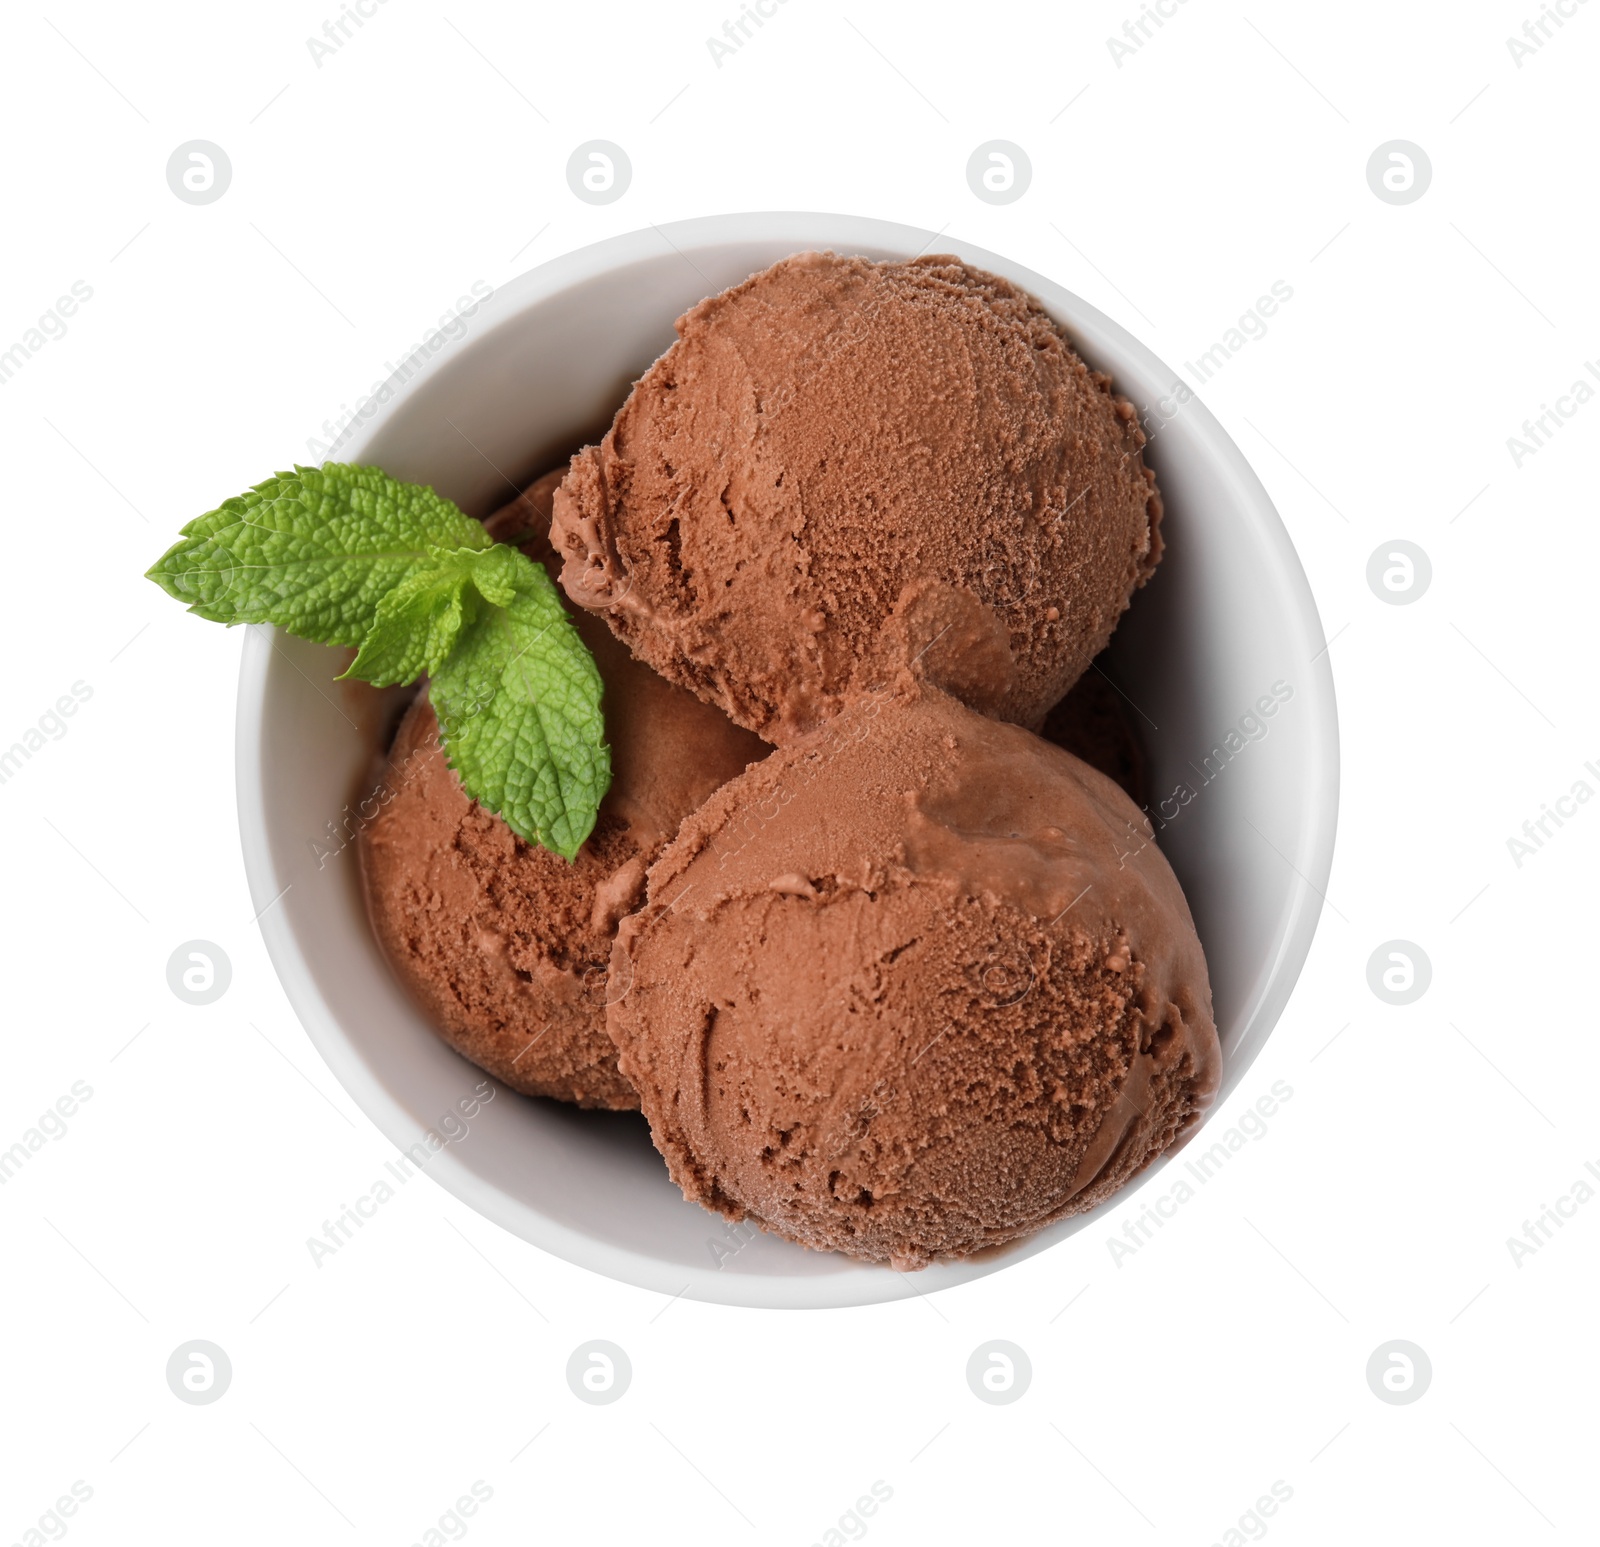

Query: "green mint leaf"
<box><xmin>341</xmin><ymin>543</ymin><xmax>524</xmax><ymax>687</ymax></box>
<box><xmin>147</xmin><ymin>458</ymin><xmax>615</xmax><ymax>861</ymax></box>
<box><xmin>145</xmin><ymin>463</ymin><xmax>490</xmax><ymax>645</ymax></box>
<box><xmin>430</xmin><ymin>556</ymin><xmax>610</xmax><ymax>861</ymax></box>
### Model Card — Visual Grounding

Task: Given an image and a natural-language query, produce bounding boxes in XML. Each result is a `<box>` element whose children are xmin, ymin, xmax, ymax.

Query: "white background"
<box><xmin>2</xmin><ymin>0</ymin><xmax>1596</xmax><ymax>1542</ymax></box>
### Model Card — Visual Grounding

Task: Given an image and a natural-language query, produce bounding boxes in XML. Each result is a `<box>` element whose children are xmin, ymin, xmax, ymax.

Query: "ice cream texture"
<box><xmin>551</xmin><ymin>251</ymin><xmax>1163</xmax><ymax>745</ymax></box>
<box><xmin>608</xmin><ymin>682</ymin><xmax>1220</xmax><ymax>1268</ymax></box>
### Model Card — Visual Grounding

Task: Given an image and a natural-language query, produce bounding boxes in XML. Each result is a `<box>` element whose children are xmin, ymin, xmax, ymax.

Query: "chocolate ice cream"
<box><xmin>358</xmin><ymin>471</ymin><xmax>767</xmax><ymax>1108</ymax></box>
<box><xmin>552</xmin><ymin>251</ymin><xmax>1163</xmax><ymax>745</ymax></box>
<box><xmin>608</xmin><ymin>682</ymin><xmax>1220</xmax><ymax>1268</ymax></box>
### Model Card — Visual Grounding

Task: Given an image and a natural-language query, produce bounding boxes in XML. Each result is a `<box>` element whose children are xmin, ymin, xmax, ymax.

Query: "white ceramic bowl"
<box><xmin>237</xmin><ymin>213</ymin><xmax>1338</xmax><ymax>1309</ymax></box>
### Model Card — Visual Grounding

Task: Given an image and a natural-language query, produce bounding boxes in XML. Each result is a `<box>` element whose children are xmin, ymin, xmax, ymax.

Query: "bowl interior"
<box><xmin>238</xmin><ymin>214</ymin><xmax>1337</xmax><ymax>1309</ymax></box>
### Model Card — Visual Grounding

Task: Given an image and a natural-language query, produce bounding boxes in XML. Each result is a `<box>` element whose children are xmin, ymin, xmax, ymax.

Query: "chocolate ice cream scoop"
<box><xmin>357</xmin><ymin>471</ymin><xmax>767</xmax><ymax>1108</ymax></box>
<box><xmin>609</xmin><ymin>683</ymin><xmax>1219</xmax><ymax>1268</ymax></box>
<box><xmin>552</xmin><ymin>251</ymin><xmax>1163</xmax><ymax>745</ymax></box>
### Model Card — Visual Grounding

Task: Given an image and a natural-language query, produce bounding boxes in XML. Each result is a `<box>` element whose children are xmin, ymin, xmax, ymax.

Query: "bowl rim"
<box><xmin>236</xmin><ymin>211</ymin><xmax>1339</xmax><ymax>1308</ymax></box>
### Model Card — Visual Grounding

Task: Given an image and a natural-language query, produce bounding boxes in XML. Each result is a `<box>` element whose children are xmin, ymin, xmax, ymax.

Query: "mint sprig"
<box><xmin>432</xmin><ymin>577</ymin><xmax>611</xmax><ymax>863</ymax></box>
<box><xmin>147</xmin><ymin>464</ymin><xmax>609</xmax><ymax>859</ymax></box>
